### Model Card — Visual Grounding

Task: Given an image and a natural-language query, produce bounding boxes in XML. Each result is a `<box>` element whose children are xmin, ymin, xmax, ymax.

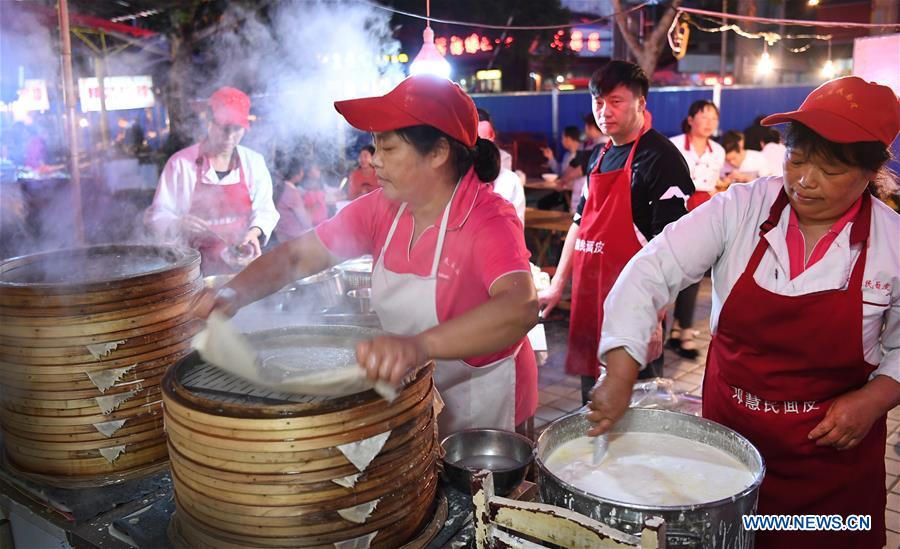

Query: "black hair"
<box><xmin>785</xmin><ymin>122</ymin><xmax>894</xmax><ymax>199</ymax></box>
<box><xmin>784</xmin><ymin>122</ymin><xmax>889</xmax><ymax>173</ymax></box>
<box><xmin>761</xmin><ymin>128</ymin><xmax>781</xmax><ymax>145</ymax></box>
<box><xmin>722</xmin><ymin>130</ymin><xmax>744</xmax><ymax>154</ymax></box>
<box><xmin>589</xmin><ymin>60</ymin><xmax>649</xmax><ymax>99</ymax></box>
<box><xmin>563</xmin><ymin>125</ymin><xmax>581</xmax><ymax>141</ymax></box>
<box><xmin>582</xmin><ymin>113</ymin><xmax>599</xmax><ymax>130</ymax></box>
<box><xmin>681</xmin><ymin>100</ymin><xmax>719</xmax><ymax>134</ymax></box>
<box><xmin>394</xmin><ymin>125</ymin><xmax>500</xmax><ymax>183</ymax></box>
<box><xmin>476</xmin><ymin>108</ymin><xmax>492</xmax><ymax>124</ymax></box>
<box><xmin>361</xmin><ymin>144</ymin><xmax>375</xmax><ymax>155</ymax></box>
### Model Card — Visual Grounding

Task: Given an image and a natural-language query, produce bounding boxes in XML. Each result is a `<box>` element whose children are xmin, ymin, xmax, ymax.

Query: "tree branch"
<box><xmin>610</xmin><ymin>0</ymin><xmax>644</xmax><ymax>57</ymax></box>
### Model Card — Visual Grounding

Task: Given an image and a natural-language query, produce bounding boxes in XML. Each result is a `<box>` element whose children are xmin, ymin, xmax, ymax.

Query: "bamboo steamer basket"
<box><xmin>162</xmin><ymin>326</ymin><xmax>439</xmax><ymax>549</ymax></box>
<box><xmin>0</xmin><ymin>244</ymin><xmax>200</xmax><ymax>482</ymax></box>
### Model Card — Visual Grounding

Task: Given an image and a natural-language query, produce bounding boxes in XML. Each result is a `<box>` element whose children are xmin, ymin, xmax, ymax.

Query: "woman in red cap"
<box><xmin>585</xmin><ymin>76</ymin><xmax>899</xmax><ymax>547</ymax></box>
<box><xmin>147</xmin><ymin>86</ymin><xmax>279</xmax><ymax>274</ymax></box>
<box><xmin>193</xmin><ymin>76</ymin><xmax>539</xmax><ymax>436</ymax></box>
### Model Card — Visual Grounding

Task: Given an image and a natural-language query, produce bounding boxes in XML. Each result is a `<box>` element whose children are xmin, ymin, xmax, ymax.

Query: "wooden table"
<box><xmin>524</xmin><ymin>178</ymin><xmax>572</xmax><ymax>210</ymax></box>
<box><xmin>523</xmin><ymin>178</ymin><xmax>561</xmax><ymax>191</ymax></box>
<box><xmin>524</xmin><ymin>207</ymin><xmax>572</xmax><ymax>266</ymax></box>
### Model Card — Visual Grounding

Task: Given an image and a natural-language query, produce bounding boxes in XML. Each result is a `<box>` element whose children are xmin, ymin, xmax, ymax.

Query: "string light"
<box><xmin>409</xmin><ymin>0</ymin><xmax>451</xmax><ymax>79</ymax></box>
<box><xmin>756</xmin><ymin>43</ymin><xmax>774</xmax><ymax>76</ymax></box>
<box><xmin>821</xmin><ymin>40</ymin><xmax>835</xmax><ymax>78</ymax></box>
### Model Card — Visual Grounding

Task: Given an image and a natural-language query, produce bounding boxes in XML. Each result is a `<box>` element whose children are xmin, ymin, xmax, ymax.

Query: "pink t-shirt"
<box><xmin>786</xmin><ymin>195</ymin><xmax>862</xmax><ymax>280</ymax></box>
<box><xmin>275</xmin><ymin>184</ymin><xmax>311</xmax><ymax>241</ymax></box>
<box><xmin>316</xmin><ymin>168</ymin><xmax>537</xmax><ymax>424</ymax></box>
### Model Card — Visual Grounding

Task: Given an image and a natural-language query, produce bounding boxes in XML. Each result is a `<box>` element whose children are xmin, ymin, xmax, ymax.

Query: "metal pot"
<box><xmin>441</xmin><ymin>429</ymin><xmax>534</xmax><ymax>497</ymax></box>
<box><xmin>346</xmin><ymin>288</ymin><xmax>372</xmax><ymax>314</ymax></box>
<box><xmin>282</xmin><ymin>267</ymin><xmax>346</xmax><ymax>313</ymax></box>
<box><xmin>337</xmin><ymin>256</ymin><xmax>373</xmax><ymax>290</ymax></box>
<box><xmin>536</xmin><ymin>409</ymin><xmax>764</xmax><ymax>548</ymax></box>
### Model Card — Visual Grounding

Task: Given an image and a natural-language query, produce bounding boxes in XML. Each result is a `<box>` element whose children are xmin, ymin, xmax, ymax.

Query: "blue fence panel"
<box><xmin>473</xmin><ymin>86</ymin><xmax>822</xmax><ymax>152</ymax></box>
<box><xmin>719</xmin><ymin>86</ymin><xmax>814</xmax><ymax>134</ymax></box>
<box><xmin>472</xmin><ymin>94</ymin><xmax>552</xmax><ymax>138</ymax></box>
<box><xmin>647</xmin><ymin>88</ymin><xmax>714</xmax><ymax>138</ymax></box>
<box><xmin>557</xmin><ymin>91</ymin><xmax>592</xmax><ymax>139</ymax></box>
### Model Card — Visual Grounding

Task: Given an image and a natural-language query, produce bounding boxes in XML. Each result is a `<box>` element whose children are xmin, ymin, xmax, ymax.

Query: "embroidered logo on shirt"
<box><xmin>575</xmin><ymin>238</ymin><xmax>605</xmax><ymax>254</ymax></box>
<box><xmin>863</xmin><ymin>279</ymin><xmax>891</xmax><ymax>292</ymax></box>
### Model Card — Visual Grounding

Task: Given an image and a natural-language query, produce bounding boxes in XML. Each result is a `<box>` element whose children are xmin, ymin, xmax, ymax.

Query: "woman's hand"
<box><xmin>356</xmin><ymin>335</ymin><xmax>430</xmax><ymax>386</ymax></box>
<box><xmin>191</xmin><ymin>287</ymin><xmax>240</xmax><ymax>320</ymax></box>
<box><xmin>585</xmin><ymin>348</ymin><xmax>640</xmax><ymax>436</ymax></box>
<box><xmin>240</xmin><ymin>228</ymin><xmax>263</xmax><ymax>259</ymax></box>
<box><xmin>808</xmin><ymin>376</ymin><xmax>899</xmax><ymax>450</ymax></box>
<box><xmin>537</xmin><ymin>285</ymin><xmax>563</xmax><ymax>318</ymax></box>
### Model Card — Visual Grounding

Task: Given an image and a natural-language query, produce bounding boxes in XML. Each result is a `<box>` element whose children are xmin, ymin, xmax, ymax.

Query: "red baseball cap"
<box><xmin>762</xmin><ymin>76</ymin><xmax>899</xmax><ymax>147</ymax></box>
<box><xmin>334</xmin><ymin>76</ymin><xmax>478</xmax><ymax>148</ymax></box>
<box><xmin>208</xmin><ymin>86</ymin><xmax>251</xmax><ymax>129</ymax></box>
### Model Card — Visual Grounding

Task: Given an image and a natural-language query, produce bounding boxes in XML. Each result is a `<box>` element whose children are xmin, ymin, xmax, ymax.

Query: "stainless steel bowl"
<box><xmin>337</xmin><ymin>256</ymin><xmax>373</xmax><ymax>290</ymax></box>
<box><xmin>441</xmin><ymin>429</ymin><xmax>534</xmax><ymax>496</ymax></box>
<box><xmin>282</xmin><ymin>267</ymin><xmax>346</xmax><ymax>313</ymax></box>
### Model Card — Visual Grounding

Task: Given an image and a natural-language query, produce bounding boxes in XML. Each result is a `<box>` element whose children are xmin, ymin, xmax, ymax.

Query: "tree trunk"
<box><xmin>161</xmin><ymin>34</ymin><xmax>195</xmax><ymax>157</ymax></box>
<box><xmin>610</xmin><ymin>0</ymin><xmax>683</xmax><ymax>78</ymax></box>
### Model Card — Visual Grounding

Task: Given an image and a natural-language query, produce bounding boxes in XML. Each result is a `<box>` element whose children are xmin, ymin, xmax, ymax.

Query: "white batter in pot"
<box><xmin>544</xmin><ymin>433</ymin><xmax>755</xmax><ymax>506</ymax></box>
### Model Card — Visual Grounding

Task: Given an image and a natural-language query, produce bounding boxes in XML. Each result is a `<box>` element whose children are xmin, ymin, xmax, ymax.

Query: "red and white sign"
<box><xmin>78</xmin><ymin>75</ymin><xmax>155</xmax><ymax>112</ymax></box>
<box><xmin>0</xmin><ymin>80</ymin><xmax>51</xmax><ymax>113</ymax></box>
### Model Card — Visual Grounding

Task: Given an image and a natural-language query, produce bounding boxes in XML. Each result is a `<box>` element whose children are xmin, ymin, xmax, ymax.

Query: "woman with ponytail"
<box><xmin>192</xmin><ymin>76</ymin><xmax>539</xmax><ymax>436</ymax></box>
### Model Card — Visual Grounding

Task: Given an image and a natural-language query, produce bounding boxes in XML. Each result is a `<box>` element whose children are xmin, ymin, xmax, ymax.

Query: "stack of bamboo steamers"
<box><xmin>164</xmin><ymin>349</ymin><xmax>439</xmax><ymax>548</ymax></box>
<box><xmin>0</xmin><ymin>245</ymin><xmax>201</xmax><ymax>480</ymax></box>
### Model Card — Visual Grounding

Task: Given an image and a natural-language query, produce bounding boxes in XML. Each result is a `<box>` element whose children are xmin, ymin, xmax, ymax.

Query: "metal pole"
<box><xmin>97</xmin><ymin>32</ymin><xmax>110</xmax><ymax>152</ymax></box>
<box><xmin>58</xmin><ymin>0</ymin><xmax>85</xmax><ymax>244</ymax></box>
<box><xmin>720</xmin><ymin>0</ymin><xmax>728</xmax><ymax>79</ymax></box>
<box><xmin>551</xmin><ymin>86</ymin><xmax>559</xmax><ymax>152</ymax></box>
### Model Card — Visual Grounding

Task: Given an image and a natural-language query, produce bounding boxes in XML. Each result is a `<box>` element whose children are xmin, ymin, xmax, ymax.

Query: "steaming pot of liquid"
<box><xmin>536</xmin><ymin>409</ymin><xmax>764</xmax><ymax>549</ymax></box>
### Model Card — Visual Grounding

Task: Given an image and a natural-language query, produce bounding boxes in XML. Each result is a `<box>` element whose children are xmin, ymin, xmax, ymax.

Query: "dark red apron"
<box><xmin>188</xmin><ymin>152</ymin><xmax>252</xmax><ymax>275</ymax></box>
<box><xmin>565</xmin><ymin>129</ymin><xmax>645</xmax><ymax>378</ymax></box>
<box><xmin>703</xmin><ymin>190</ymin><xmax>886</xmax><ymax>548</ymax></box>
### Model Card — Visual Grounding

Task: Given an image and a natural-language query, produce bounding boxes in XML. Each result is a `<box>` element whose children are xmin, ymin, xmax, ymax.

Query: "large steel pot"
<box><xmin>536</xmin><ymin>409</ymin><xmax>764</xmax><ymax>549</ymax></box>
<box><xmin>283</xmin><ymin>267</ymin><xmax>346</xmax><ymax>312</ymax></box>
<box><xmin>205</xmin><ymin>268</ymin><xmax>346</xmax><ymax>313</ymax></box>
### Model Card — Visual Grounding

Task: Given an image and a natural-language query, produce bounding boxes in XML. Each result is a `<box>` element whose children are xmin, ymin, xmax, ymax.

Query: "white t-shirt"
<box><xmin>721</xmin><ymin>149</ymin><xmax>773</xmax><ymax>179</ymax></box>
<box><xmin>669</xmin><ymin>134</ymin><xmax>725</xmax><ymax>193</ymax></box>
<box><xmin>761</xmin><ymin>142</ymin><xmax>787</xmax><ymax>177</ymax></box>
<box><xmin>492</xmin><ymin>168</ymin><xmax>526</xmax><ymax>226</ymax></box>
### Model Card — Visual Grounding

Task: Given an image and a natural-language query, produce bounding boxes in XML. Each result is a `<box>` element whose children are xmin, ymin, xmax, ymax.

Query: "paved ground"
<box><xmin>535</xmin><ymin>276</ymin><xmax>900</xmax><ymax>546</ymax></box>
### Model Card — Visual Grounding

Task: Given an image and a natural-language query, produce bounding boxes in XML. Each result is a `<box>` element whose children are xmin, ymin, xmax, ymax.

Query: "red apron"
<box><xmin>188</xmin><ymin>153</ymin><xmax>253</xmax><ymax>275</ymax></box>
<box><xmin>703</xmin><ymin>190</ymin><xmax>886</xmax><ymax>549</ymax></box>
<box><xmin>687</xmin><ymin>191</ymin><xmax>712</xmax><ymax>211</ymax></box>
<box><xmin>565</xmin><ymin>129</ymin><xmax>645</xmax><ymax>378</ymax></box>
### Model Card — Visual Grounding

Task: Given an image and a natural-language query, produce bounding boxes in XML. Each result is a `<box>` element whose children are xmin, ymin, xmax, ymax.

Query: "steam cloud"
<box><xmin>1</xmin><ymin>0</ymin><xmax>405</xmax><ymax>261</ymax></box>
